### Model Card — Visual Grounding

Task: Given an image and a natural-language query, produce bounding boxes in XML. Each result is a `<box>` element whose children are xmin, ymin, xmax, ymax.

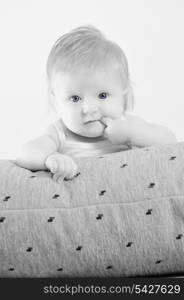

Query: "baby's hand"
<box><xmin>101</xmin><ymin>117</ymin><xmax>131</xmax><ymax>145</ymax></box>
<box><xmin>45</xmin><ymin>152</ymin><xmax>78</xmax><ymax>182</ymax></box>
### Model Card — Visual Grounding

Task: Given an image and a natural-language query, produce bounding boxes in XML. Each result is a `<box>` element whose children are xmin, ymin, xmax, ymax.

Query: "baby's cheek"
<box><xmin>103</xmin><ymin>106</ymin><xmax>123</xmax><ymax>119</ymax></box>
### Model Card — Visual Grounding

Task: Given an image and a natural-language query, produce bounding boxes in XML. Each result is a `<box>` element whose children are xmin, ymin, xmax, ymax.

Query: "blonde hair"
<box><xmin>47</xmin><ymin>25</ymin><xmax>134</xmax><ymax>112</ymax></box>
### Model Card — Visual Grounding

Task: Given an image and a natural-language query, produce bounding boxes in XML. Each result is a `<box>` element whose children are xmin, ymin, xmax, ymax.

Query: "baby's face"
<box><xmin>52</xmin><ymin>65</ymin><xmax>126</xmax><ymax>138</ymax></box>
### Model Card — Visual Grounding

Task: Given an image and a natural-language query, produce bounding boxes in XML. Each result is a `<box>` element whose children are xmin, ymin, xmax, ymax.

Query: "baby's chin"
<box><xmin>70</xmin><ymin>122</ymin><xmax>105</xmax><ymax>138</ymax></box>
<box><xmin>80</xmin><ymin>132</ymin><xmax>103</xmax><ymax>138</ymax></box>
<box><xmin>77</xmin><ymin>128</ymin><xmax>104</xmax><ymax>138</ymax></box>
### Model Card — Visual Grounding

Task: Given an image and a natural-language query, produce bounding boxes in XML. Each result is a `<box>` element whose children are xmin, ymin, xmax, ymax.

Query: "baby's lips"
<box><xmin>100</xmin><ymin>117</ymin><xmax>112</xmax><ymax>127</ymax></box>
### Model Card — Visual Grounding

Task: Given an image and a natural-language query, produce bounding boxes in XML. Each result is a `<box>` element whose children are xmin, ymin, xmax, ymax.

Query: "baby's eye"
<box><xmin>98</xmin><ymin>92</ymin><xmax>109</xmax><ymax>99</ymax></box>
<box><xmin>69</xmin><ymin>95</ymin><xmax>81</xmax><ymax>102</ymax></box>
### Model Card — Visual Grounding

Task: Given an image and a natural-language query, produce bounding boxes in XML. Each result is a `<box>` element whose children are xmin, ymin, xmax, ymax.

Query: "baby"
<box><xmin>16</xmin><ymin>26</ymin><xmax>177</xmax><ymax>181</ymax></box>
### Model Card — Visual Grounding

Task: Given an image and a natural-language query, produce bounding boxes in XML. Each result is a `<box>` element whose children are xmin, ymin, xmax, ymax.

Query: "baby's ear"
<box><xmin>48</xmin><ymin>89</ymin><xmax>58</xmax><ymax>113</ymax></box>
<box><xmin>123</xmin><ymin>87</ymin><xmax>135</xmax><ymax>112</ymax></box>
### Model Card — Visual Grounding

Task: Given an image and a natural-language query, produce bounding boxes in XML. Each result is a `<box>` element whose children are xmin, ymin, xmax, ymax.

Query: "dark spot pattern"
<box><xmin>176</xmin><ymin>234</ymin><xmax>183</xmax><ymax>240</ymax></box>
<box><xmin>63</xmin><ymin>177</ymin><xmax>71</xmax><ymax>181</ymax></box>
<box><xmin>148</xmin><ymin>182</ymin><xmax>155</xmax><ymax>188</ymax></box>
<box><xmin>120</xmin><ymin>163</ymin><xmax>128</xmax><ymax>168</ymax></box>
<box><xmin>74</xmin><ymin>172</ymin><xmax>81</xmax><ymax>178</ymax></box>
<box><xmin>76</xmin><ymin>246</ymin><xmax>82</xmax><ymax>251</ymax></box>
<box><xmin>99</xmin><ymin>190</ymin><xmax>106</xmax><ymax>196</ymax></box>
<box><xmin>155</xmin><ymin>260</ymin><xmax>162</xmax><ymax>264</ymax></box>
<box><xmin>26</xmin><ymin>247</ymin><xmax>33</xmax><ymax>252</ymax></box>
<box><xmin>126</xmin><ymin>242</ymin><xmax>133</xmax><ymax>247</ymax></box>
<box><xmin>169</xmin><ymin>156</ymin><xmax>176</xmax><ymax>160</ymax></box>
<box><xmin>52</xmin><ymin>194</ymin><xmax>60</xmax><ymax>199</ymax></box>
<box><xmin>146</xmin><ymin>209</ymin><xmax>153</xmax><ymax>215</ymax></box>
<box><xmin>4</xmin><ymin>150</ymin><xmax>179</xmax><ymax>276</ymax></box>
<box><xmin>64</xmin><ymin>172</ymin><xmax>81</xmax><ymax>181</ymax></box>
<box><xmin>96</xmin><ymin>214</ymin><xmax>103</xmax><ymax>220</ymax></box>
<box><xmin>47</xmin><ymin>217</ymin><xmax>55</xmax><ymax>222</ymax></box>
<box><xmin>106</xmin><ymin>265</ymin><xmax>113</xmax><ymax>269</ymax></box>
<box><xmin>3</xmin><ymin>196</ymin><xmax>11</xmax><ymax>201</ymax></box>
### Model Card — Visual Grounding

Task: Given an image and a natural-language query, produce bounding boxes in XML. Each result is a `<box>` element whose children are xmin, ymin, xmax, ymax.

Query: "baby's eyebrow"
<box><xmin>68</xmin><ymin>93</ymin><xmax>83</xmax><ymax>98</ymax></box>
<box><xmin>98</xmin><ymin>90</ymin><xmax>110</xmax><ymax>93</ymax></box>
<box><xmin>98</xmin><ymin>89</ymin><xmax>114</xmax><ymax>95</ymax></box>
<box><xmin>65</xmin><ymin>88</ymin><xmax>114</xmax><ymax>97</ymax></box>
<box><xmin>65</xmin><ymin>91</ymin><xmax>81</xmax><ymax>96</ymax></box>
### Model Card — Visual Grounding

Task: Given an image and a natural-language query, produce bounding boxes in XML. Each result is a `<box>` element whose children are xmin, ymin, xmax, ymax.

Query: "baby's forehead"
<box><xmin>52</xmin><ymin>66</ymin><xmax>124</xmax><ymax>90</ymax></box>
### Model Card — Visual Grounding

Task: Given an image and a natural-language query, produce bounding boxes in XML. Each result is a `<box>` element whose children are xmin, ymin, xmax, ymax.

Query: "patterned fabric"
<box><xmin>0</xmin><ymin>142</ymin><xmax>184</xmax><ymax>277</ymax></box>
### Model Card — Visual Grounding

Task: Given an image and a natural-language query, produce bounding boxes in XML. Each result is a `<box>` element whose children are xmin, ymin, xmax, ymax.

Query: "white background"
<box><xmin>0</xmin><ymin>0</ymin><xmax>184</xmax><ymax>159</ymax></box>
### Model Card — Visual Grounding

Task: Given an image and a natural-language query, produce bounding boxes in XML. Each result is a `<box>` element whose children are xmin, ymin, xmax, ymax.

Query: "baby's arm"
<box><xmin>16</xmin><ymin>134</ymin><xmax>58</xmax><ymax>171</ymax></box>
<box><xmin>16</xmin><ymin>131</ymin><xmax>78</xmax><ymax>181</ymax></box>
<box><xmin>125</xmin><ymin>114</ymin><xmax>177</xmax><ymax>147</ymax></box>
<box><xmin>102</xmin><ymin>114</ymin><xmax>177</xmax><ymax>147</ymax></box>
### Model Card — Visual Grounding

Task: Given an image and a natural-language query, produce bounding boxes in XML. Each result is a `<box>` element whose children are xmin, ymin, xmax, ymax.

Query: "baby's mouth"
<box><xmin>98</xmin><ymin>119</ymin><xmax>108</xmax><ymax>128</ymax></box>
<box><xmin>84</xmin><ymin>119</ymin><xmax>99</xmax><ymax>125</ymax></box>
<box><xmin>85</xmin><ymin>120</ymin><xmax>95</xmax><ymax>124</ymax></box>
<box><xmin>84</xmin><ymin>119</ymin><xmax>107</xmax><ymax>128</ymax></box>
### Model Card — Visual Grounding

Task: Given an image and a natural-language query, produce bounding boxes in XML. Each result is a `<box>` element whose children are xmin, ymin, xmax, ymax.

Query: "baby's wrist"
<box><xmin>120</xmin><ymin>118</ymin><xmax>133</xmax><ymax>145</ymax></box>
<box><xmin>122</xmin><ymin>115</ymin><xmax>144</xmax><ymax>146</ymax></box>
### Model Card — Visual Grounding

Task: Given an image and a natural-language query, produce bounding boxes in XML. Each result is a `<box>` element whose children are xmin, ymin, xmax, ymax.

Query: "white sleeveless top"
<box><xmin>46</xmin><ymin>118</ymin><xmax>131</xmax><ymax>158</ymax></box>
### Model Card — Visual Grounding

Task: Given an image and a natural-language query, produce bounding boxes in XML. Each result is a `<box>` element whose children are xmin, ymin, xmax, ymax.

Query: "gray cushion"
<box><xmin>0</xmin><ymin>142</ymin><xmax>184</xmax><ymax>277</ymax></box>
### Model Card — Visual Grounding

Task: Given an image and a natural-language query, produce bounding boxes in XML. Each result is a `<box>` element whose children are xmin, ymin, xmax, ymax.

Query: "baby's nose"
<box><xmin>82</xmin><ymin>100</ymin><xmax>99</xmax><ymax>115</ymax></box>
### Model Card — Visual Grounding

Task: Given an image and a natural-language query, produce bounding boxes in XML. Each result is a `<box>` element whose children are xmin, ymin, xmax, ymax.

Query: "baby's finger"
<box><xmin>54</xmin><ymin>158</ymin><xmax>73</xmax><ymax>181</ymax></box>
<box><xmin>102</xmin><ymin>122</ymin><xmax>111</xmax><ymax>137</ymax></box>
<box><xmin>53</xmin><ymin>172</ymin><xmax>65</xmax><ymax>182</ymax></box>
<box><xmin>45</xmin><ymin>157</ymin><xmax>58</xmax><ymax>173</ymax></box>
<box><xmin>64</xmin><ymin>164</ymin><xmax>78</xmax><ymax>180</ymax></box>
<box><xmin>100</xmin><ymin>117</ymin><xmax>112</xmax><ymax>127</ymax></box>
<box><xmin>62</xmin><ymin>159</ymin><xmax>76</xmax><ymax>179</ymax></box>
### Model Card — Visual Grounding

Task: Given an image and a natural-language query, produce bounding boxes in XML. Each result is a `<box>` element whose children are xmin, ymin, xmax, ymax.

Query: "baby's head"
<box><xmin>47</xmin><ymin>26</ymin><xmax>134</xmax><ymax>138</ymax></box>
